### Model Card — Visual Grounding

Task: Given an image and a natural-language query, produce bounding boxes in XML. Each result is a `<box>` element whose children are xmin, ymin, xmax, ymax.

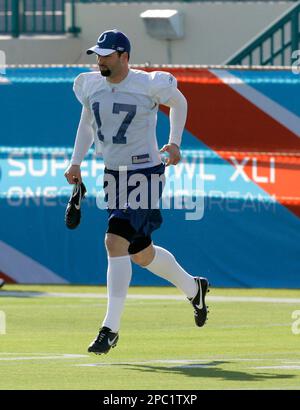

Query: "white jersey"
<box><xmin>73</xmin><ymin>69</ymin><xmax>177</xmax><ymax>170</ymax></box>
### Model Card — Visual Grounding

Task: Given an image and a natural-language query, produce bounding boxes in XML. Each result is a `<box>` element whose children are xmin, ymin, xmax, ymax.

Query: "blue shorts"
<box><xmin>104</xmin><ymin>162</ymin><xmax>165</xmax><ymax>240</ymax></box>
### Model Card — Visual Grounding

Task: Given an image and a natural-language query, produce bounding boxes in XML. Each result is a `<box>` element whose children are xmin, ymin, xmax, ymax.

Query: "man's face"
<box><xmin>96</xmin><ymin>52</ymin><xmax>123</xmax><ymax>77</ymax></box>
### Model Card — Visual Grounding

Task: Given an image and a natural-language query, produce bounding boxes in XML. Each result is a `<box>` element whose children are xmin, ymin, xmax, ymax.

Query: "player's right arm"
<box><xmin>64</xmin><ymin>74</ymin><xmax>94</xmax><ymax>185</ymax></box>
<box><xmin>64</xmin><ymin>106</ymin><xmax>94</xmax><ymax>184</ymax></box>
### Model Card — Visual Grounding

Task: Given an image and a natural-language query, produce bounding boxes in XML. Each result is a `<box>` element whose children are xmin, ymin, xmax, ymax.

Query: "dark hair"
<box><xmin>117</xmin><ymin>51</ymin><xmax>130</xmax><ymax>61</ymax></box>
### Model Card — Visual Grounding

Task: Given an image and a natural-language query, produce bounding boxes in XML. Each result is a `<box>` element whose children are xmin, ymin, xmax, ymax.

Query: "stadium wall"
<box><xmin>0</xmin><ymin>1</ymin><xmax>294</xmax><ymax>65</ymax></box>
<box><xmin>0</xmin><ymin>66</ymin><xmax>299</xmax><ymax>288</ymax></box>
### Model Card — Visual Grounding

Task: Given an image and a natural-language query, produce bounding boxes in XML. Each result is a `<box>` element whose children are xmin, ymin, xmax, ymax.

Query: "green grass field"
<box><xmin>0</xmin><ymin>285</ymin><xmax>300</xmax><ymax>390</ymax></box>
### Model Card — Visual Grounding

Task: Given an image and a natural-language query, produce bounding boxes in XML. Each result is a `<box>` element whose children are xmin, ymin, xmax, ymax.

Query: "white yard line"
<box><xmin>1</xmin><ymin>352</ymin><xmax>300</xmax><ymax>371</ymax></box>
<box><xmin>1</xmin><ymin>291</ymin><xmax>300</xmax><ymax>304</ymax></box>
<box><xmin>0</xmin><ymin>354</ymin><xmax>89</xmax><ymax>361</ymax></box>
<box><xmin>74</xmin><ymin>357</ymin><xmax>300</xmax><ymax>368</ymax></box>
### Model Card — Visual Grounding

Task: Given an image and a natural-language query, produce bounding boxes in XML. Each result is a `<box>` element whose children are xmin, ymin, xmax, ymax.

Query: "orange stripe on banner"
<box><xmin>0</xmin><ymin>272</ymin><xmax>17</xmax><ymax>284</ymax></box>
<box><xmin>178</xmin><ymin>78</ymin><xmax>300</xmax><ymax>152</ymax></box>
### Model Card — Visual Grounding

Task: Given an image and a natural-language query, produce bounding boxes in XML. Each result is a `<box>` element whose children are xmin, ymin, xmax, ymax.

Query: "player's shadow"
<box><xmin>121</xmin><ymin>361</ymin><xmax>296</xmax><ymax>382</ymax></box>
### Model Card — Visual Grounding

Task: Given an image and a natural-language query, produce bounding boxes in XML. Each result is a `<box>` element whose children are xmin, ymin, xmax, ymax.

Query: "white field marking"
<box><xmin>0</xmin><ymin>354</ymin><xmax>89</xmax><ymax>361</ymax></box>
<box><xmin>74</xmin><ymin>358</ymin><xmax>300</xmax><ymax>368</ymax></box>
<box><xmin>0</xmin><ymin>352</ymin><xmax>60</xmax><ymax>356</ymax></box>
<box><xmin>1</xmin><ymin>291</ymin><xmax>300</xmax><ymax>304</ymax></box>
<box><xmin>0</xmin><ymin>352</ymin><xmax>61</xmax><ymax>355</ymax></box>
<box><xmin>0</xmin><ymin>355</ymin><xmax>268</xmax><ymax>362</ymax></box>
<box><xmin>283</xmin><ymin>361</ymin><xmax>300</xmax><ymax>364</ymax></box>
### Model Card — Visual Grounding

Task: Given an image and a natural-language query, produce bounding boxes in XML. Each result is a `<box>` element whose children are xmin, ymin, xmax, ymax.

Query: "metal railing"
<box><xmin>22</xmin><ymin>0</ymin><xmax>65</xmax><ymax>34</ymax></box>
<box><xmin>226</xmin><ymin>2</ymin><xmax>300</xmax><ymax>66</ymax></box>
<box><xmin>0</xmin><ymin>0</ymin><xmax>13</xmax><ymax>34</ymax></box>
<box><xmin>79</xmin><ymin>0</ymin><xmax>299</xmax><ymax>2</ymax></box>
<box><xmin>0</xmin><ymin>0</ymin><xmax>80</xmax><ymax>37</ymax></box>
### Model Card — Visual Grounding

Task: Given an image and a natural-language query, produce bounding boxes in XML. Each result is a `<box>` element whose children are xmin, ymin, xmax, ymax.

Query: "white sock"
<box><xmin>145</xmin><ymin>246</ymin><xmax>197</xmax><ymax>299</ymax></box>
<box><xmin>102</xmin><ymin>255</ymin><xmax>132</xmax><ymax>332</ymax></box>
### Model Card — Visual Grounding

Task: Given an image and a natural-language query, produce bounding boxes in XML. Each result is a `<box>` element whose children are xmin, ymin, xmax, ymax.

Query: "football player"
<box><xmin>64</xmin><ymin>29</ymin><xmax>210</xmax><ymax>355</ymax></box>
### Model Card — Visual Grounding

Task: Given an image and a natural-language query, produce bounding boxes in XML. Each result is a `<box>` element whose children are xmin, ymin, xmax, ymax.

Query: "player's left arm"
<box><xmin>160</xmin><ymin>88</ymin><xmax>187</xmax><ymax>166</ymax></box>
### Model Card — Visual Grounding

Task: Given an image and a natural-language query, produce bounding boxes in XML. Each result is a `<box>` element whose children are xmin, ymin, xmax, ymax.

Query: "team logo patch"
<box><xmin>98</xmin><ymin>34</ymin><xmax>107</xmax><ymax>44</ymax></box>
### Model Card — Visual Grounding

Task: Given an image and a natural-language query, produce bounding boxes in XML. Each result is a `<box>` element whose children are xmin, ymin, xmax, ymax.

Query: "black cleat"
<box><xmin>88</xmin><ymin>326</ymin><xmax>119</xmax><ymax>355</ymax></box>
<box><xmin>65</xmin><ymin>182</ymin><xmax>87</xmax><ymax>229</ymax></box>
<box><xmin>189</xmin><ymin>277</ymin><xmax>210</xmax><ymax>327</ymax></box>
<box><xmin>0</xmin><ymin>278</ymin><xmax>5</xmax><ymax>289</ymax></box>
